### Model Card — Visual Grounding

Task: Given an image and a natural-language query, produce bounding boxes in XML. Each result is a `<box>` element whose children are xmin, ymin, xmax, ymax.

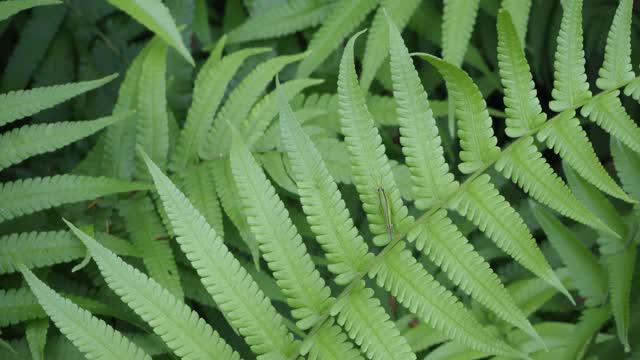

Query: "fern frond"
<box><xmin>25</xmin><ymin>318</ymin><xmax>48</xmax><ymax>360</ymax></box>
<box><xmin>531</xmin><ymin>203</ymin><xmax>607</xmax><ymax>306</ymax></box>
<box><xmin>0</xmin><ymin>0</ymin><xmax>60</xmax><ymax>22</ymax></box>
<box><xmin>203</xmin><ymin>52</ymin><xmax>307</xmax><ymax>159</ymax></box>
<box><xmin>581</xmin><ymin>90</ymin><xmax>640</xmax><ymax>155</ymax></box>
<box><xmin>107</xmin><ymin>0</ymin><xmax>194</xmax><ymax>65</ymax></box>
<box><xmin>419</xmin><ymin>54</ymin><xmax>500</xmax><ymax>174</ymax></box>
<box><xmin>0</xmin><ymin>231</ymin><xmax>137</xmax><ymax>275</ymax></box>
<box><xmin>611</xmin><ymin>139</ymin><xmax>640</xmax><ymax>200</ymax></box>
<box><xmin>359</xmin><ymin>0</ymin><xmax>421</xmax><ymax>90</ymax></box>
<box><xmin>372</xmin><ymin>241</ymin><xmax>524</xmax><ymax>358</ymax></box>
<box><xmin>410</xmin><ymin>210</ymin><xmax>540</xmax><ymax>343</ymax></box>
<box><xmin>495</xmin><ymin>136</ymin><xmax>612</xmax><ymax>234</ymax></box>
<box><xmin>449</xmin><ymin>174</ymin><xmax>572</xmax><ymax>301</ymax></box>
<box><xmin>227</xmin><ymin>0</ymin><xmax>335</xmax><ymax>44</ymax></box>
<box><xmin>538</xmin><ymin>111</ymin><xmax>632</xmax><ymax>202</ymax></box>
<box><xmin>441</xmin><ymin>0</ymin><xmax>480</xmax><ymax>66</ymax></box>
<box><xmin>562</xmin><ymin>307</ymin><xmax>611</xmax><ymax>359</ymax></box>
<box><xmin>496</xmin><ymin>10</ymin><xmax>546</xmax><ymax>138</ymax></box>
<box><xmin>136</xmin><ymin>38</ymin><xmax>169</xmax><ymax>173</ymax></box>
<box><xmin>596</xmin><ymin>0</ymin><xmax>635</xmax><ymax>90</ymax></box>
<box><xmin>65</xmin><ymin>221</ymin><xmax>240</xmax><ymax>360</ymax></box>
<box><xmin>334</xmin><ymin>281</ymin><xmax>416</xmax><ymax>360</ymax></box>
<box><xmin>0</xmin><ymin>114</ymin><xmax>128</xmax><ymax>172</ymax></box>
<box><xmin>141</xmin><ymin>151</ymin><xmax>298</xmax><ymax>357</ymax></box>
<box><xmin>119</xmin><ymin>197</ymin><xmax>183</xmax><ymax>300</ymax></box>
<box><xmin>0</xmin><ymin>175</ymin><xmax>149</xmax><ymax>223</ymax></box>
<box><xmin>296</xmin><ymin>0</ymin><xmax>377</xmax><ymax>77</ymax></box>
<box><xmin>387</xmin><ymin>15</ymin><xmax>459</xmax><ymax>209</ymax></box>
<box><xmin>549</xmin><ymin>0</ymin><xmax>591</xmax><ymax>111</ymax></box>
<box><xmin>0</xmin><ymin>74</ymin><xmax>116</xmax><ymax>127</ymax></box>
<box><xmin>338</xmin><ymin>31</ymin><xmax>413</xmax><ymax>247</ymax></box>
<box><xmin>500</xmin><ymin>0</ymin><xmax>532</xmax><ymax>44</ymax></box>
<box><xmin>19</xmin><ymin>266</ymin><xmax>152</xmax><ymax>360</ymax></box>
<box><xmin>181</xmin><ymin>163</ymin><xmax>224</xmax><ymax>238</ymax></box>
<box><xmin>230</xmin><ymin>137</ymin><xmax>333</xmax><ymax>330</ymax></box>
<box><xmin>170</xmin><ymin>43</ymin><xmax>270</xmax><ymax>171</ymax></box>
<box><xmin>305</xmin><ymin>319</ymin><xmax>363</xmax><ymax>360</ymax></box>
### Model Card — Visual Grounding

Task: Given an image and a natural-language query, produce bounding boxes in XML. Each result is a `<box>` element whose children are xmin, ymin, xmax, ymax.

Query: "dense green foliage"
<box><xmin>1</xmin><ymin>0</ymin><xmax>640</xmax><ymax>359</ymax></box>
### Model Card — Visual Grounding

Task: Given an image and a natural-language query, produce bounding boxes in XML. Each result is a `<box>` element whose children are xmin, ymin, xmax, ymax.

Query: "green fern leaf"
<box><xmin>388</xmin><ymin>16</ymin><xmax>459</xmax><ymax>209</ymax></box>
<box><xmin>181</xmin><ymin>163</ymin><xmax>224</xmax><ymax>238</ymax></box>
<box><xmin>449</xmin><ymin>174</ymin><xmax>572</xmax><ymax>301</ymax></box>
<box><xmin>538</xmin><ymin>111</ymin><xmax>633</xmax><ymax>202</ymax></box>
<box><xmin>338</xmin><ymin>31</ymin><xmax>413</xmax><ymax>247</ymax></box>
<box><xmin>202</xmin><ymin>52</ymin><xmax>307</xmax><ymax>159</ymax></box>
<box><xmin>278</xmin><ymin>90</ymin><xmax>414</xmax><ymax>359</ymax></box>
<box><xmin>419</xmin><ymin>54</ymin><xmax>500</xmax><ymax>174</ymax></box>
<box><xmin>297</xmin><ymin>0</ymin><xmax>377</xmax><ymax>77</ymax></box>
<box><xmin>500</xmin><ymin>0</ymin><xmax>532</xmax><ymax>44</ymax></box>
<box><xmin>496</xmin><ymin>10</ymin><xmax>546</xmax><ymax>137</ymax></box>
<box><xmin>611</xmin><ymin>139</ymin><xmax>640</xmax><ymax>200</ymax></box>
<box><xmin>531</xmin><ymin>203</ymin><xmax>607</xmax><ymax>306</ymax></box>
<box><xmin>136</xmin><ymin>38</ymin><xmax>169</xmax><ymax>173</ymax></box>
<box><xmin>596</xmin><ymin>0</ymin><xmax>635</xmax><ymax>90</ymax></box>
<box><xmin>0</xmin><ymin>113</ymin><xmax>129</xmax><ymax>172</ymax></box>
<box><xmin>107</xmin><ymin>0</ymin><xmax>194</xmax><ymax>65</ymax></box>
<box><xmin>119</xmin><ymin>196</ymin><xmax>183</xmax><ymax>300</ymax></box>
<box><xmin>441</xmin><ymin>0</ymin><xmax>480</xmax><ymax>67</ymax></box>
<box><xmin>171</xmin><ymin>42</ymin><xmax>270</xmax><ymax>171</ymax></box>
<box><xmin>227</xmin><ymin>0</ymin><xmax>336</xmax><ymax>44</ymax></box>
<box><xmin>65</xmin><ymin>221</ymin><xmax>241</xmax><ymax>360</ymax></box>
<box><xmin>581</xmin><ymin>90</ymin><xmax>640</xmax><ymax>155</ymax></box>
<box><xmin>141</xmin><ymin>151</ymin><xmax>298</xmax><ymax>357</ymax></box>
<box><xmin>19</xmin><ymin>266</ymin><xmax>152</xmax><ymax>360</ymax></box>
<box><xmin>495</xmin><ymin>136</ymin><xmax>613</xmax><ymax>235</ymax></box>
<box><xmin>562</xmin><ymin>307</ymin><xmax>611</xmax><ymax>360</ymax></box>
<box><xmin>1</xmin><ymin>231</ymin><xmax>138</xmax><ymax>275</ymax></box>
<box><xmin>25</xmin><ymin>319</ymin><xmax>48</xmax><ymax>360</ymax></box>
<box><xmin>359</xmin><ymin>0</ymin><xmax>421</xmax><ymax>90</ymax></box>
<box><xmin>372</xmin><ymin>241</ymin><xmax>524</xmax><ymax>358</ymax></box>
<box><xmin>0</xmin><ymin>0</ymin><xmax>60</xmax><ymax>22</ymax></box>
<box><xmin>0</xmin><ymin>74</ymin><xmax>116</xmax><ymax>127</ymax></box>
<box><xmin>0</xmin><ymin>175</ymin><xmax>149</xmax><ymax>223</ymax></box>
<box><xmin>305</xmin><ymin>319</ymin><xmax>363</xmax><ymax>360</ymax></box>
<box><xmin>230</xmin><ymin>136</ymin><xmax>333</xmax><ymax>330</ymax></box>
<box><xmin>549</xmin><ymin>0</ymin><xmax>591</xmax><ymax>112</ymax></box>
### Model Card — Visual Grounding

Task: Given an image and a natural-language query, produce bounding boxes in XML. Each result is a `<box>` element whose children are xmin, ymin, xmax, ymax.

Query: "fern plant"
<box><xmin>2</xmin><ymin>0</ymin><xmax>640</xmax><ymax>359</ymax></box>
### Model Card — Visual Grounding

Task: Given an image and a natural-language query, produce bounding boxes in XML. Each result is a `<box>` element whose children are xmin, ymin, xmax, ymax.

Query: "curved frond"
<box><xmin>419</xmin><ymin>54</ymin><xmax>500</xmax><ymax>174</ymax></box>
<box><xmin>441</xmin><ymin>0</ymin><xmax>480</xmax><ymax>66</ymax></box>
<box><xmin>359</xmin><ymin>0</ymin><xmax>421</xmax><ymax>90</ymax></box>
<box><xmin>495</xmin><ymin>136</ymin><xmax>612</xmax><ymax>234</ymax></box>
<box><xmin>0</xmin><ymin>74</ymin><xmax>116</xmax><ymax>127</ymax></box>
<box><xmin>227</xmin><ymin>0</ymin><xmax>335</xmax><ymax>44</ymax></box>
<box><xmin>581</xmin><ymin>90</ymin><xmax>640</xmax><ymax>155</ymax></box>
<box><xmin>549</xmin><ymin>0</ymin><xmax>591</xmax><ymax>112</ymax></box>
<box><xmin>107</xmin><ymin>0</ymin><xmax>194</xmax><ymax>65</ymax></box>
<box><xmin>20</xmin><ymin>266</ymin><xmax>152</xmax><ymax>360</ymax></box>
<box><xmin>538</xmin><ymin>111</ymin><xmax>632</xmax><ymax>202</ymax></box>
<box><xmin>230</xmin><ymin>137</ymin><xmax>333</xmax><ymax>330</ymax></box>
<box><xmin>497</xmin><ymin>10</ymin><xmax>546</xmax><ymax>138</ymax></box>
<box><xmin>338</xmin><ymin>31</ymin><xmax>413</xmax><ymax>247</ymax></box>
<box><xmin>500</xmin><ymin>0</ymin><xmax>532</xmax><ymax>44</ymax></box>
<box><xmin>0</xmin><ymin>114</ymin><xmax>128</xmax><ymax>172</ymax></box>
<box><xmin>296</xmin><ymin>0</ymin><xmax>377</xmax><ymax>77</ymax></box>
<box><xmin>449</xmin><ymin>174</ymin><xmax>572</xmax><ymax>300</ymax></box>
<box><xmin>136</xmin><ymin>38</ymin><xmax>169</xmax><ymax>173</ymax></box>
<box><xmin>181</xmin><ymin>163</ymin><xmax>224</xmax><ymax>238</ymax></box>
<box><xmin>531</xmin><ymin>203</ymin><xmax>607</xmax><ymax>306</ymax></box>
<box><xmin>65</xmin><ymin>221</ymin><xmax>240</xmax><ymax>360</ymax></box>
<box><xmin>410</xmin><ymin>210</ymin><xmax>539</xmax><ymax>343</ymax></box>
<box><xmin>0</xmin><ymin>0</ymin><xmax>60</xmax><ymax>22</ymax></box>
<box><xmin>596</xmin><ymin>0</ymin><xmax>635</xmax><ymax>90</ymax></box>
<box><xmin>0</xmin><ymin>175</ymin><xmax>149</xmax><ymax>223</ymax></box>
<box><xmin>171</xmin><ymin>42</ymin><xmax>271</xmax><ymax>171</ymax></box>
<box><xmin>387</xmin><ymin>17</ymin><xmax>459</xmax><ymax>209</ymax></box>
<box><xmin>563</xmin><ymin>307</ymin><xmax>611</xmax><ymax>359</ymax></box>
<box><xmin>203</xmin><ymin>52</ymin><xmax>307</xmax><ymax>159</ymax></box>
<box><xmin>119</xmin><ymin>196</ymin><xmax>183</xmax><ymax>299</ymax></box>
<box><xmin>141</xmin><ymin>152</ymin><xmax>297</xmax><ymax>357</ymax></box>
<box><xmin>371</xmin><ymin>242</ymin><xmax>523</xmax><ymax>358</ymax></box>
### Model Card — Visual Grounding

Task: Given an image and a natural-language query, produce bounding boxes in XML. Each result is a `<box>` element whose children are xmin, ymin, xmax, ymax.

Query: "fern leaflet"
<box><xmin>500</xmin><ymin>0</ymin><xmax>532</xmax><ymax>44</ymax></box>
<box><xmin>596</xmin><ymin>0</ymin><xmax>634</xmax><ymax>90</ymax></box>
<box><xmin>181</xmin><ymin>163</ymin><xmax>224</xmax><ymax>238</ymax></box>
<box><xmin>441</xmin><ymin>0</ymin><xmax>480</xmax><ymax>67</ymax></box>
<box><xmin>562</xmin><ymin>307</ymin><xmax>611</xmax><ymax>359</ymax></box>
